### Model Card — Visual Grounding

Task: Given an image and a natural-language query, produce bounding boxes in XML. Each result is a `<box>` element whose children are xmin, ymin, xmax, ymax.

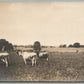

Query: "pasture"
<box><xmin>0</xmin><ymin>47</ymin><xmax>84</xmax><ymax>81</ymax></box>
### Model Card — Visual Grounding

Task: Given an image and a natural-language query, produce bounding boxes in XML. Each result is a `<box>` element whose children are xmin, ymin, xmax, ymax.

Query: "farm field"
<box><xmin>0</xmin><ymin>48</ymin><xmax>84</xmax><ymax>81</ymax></box>
<box><xmin>14</xmin><ymin>46</ymin><xmax>84</xmax><ymax>53</ymax></box>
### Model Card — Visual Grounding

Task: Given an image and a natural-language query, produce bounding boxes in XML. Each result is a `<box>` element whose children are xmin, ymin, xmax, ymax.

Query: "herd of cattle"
<box><xmin>0</xmin><ymin>50</ymin><xmax>49</xmax><ymax>67</ymax></box>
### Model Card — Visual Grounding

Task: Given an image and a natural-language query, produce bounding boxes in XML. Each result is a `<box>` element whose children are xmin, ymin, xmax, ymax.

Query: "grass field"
<box><xmin>0</xmin><ymin>47</ymin><xmax>84</xmax><ymax>81</ymax></box>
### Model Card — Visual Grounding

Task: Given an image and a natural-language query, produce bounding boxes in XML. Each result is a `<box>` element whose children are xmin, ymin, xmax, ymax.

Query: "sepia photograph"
<box><xmin>0</xmin><ymin>1</ymin><xmax>84</xmax><ymax>82</ymax></box>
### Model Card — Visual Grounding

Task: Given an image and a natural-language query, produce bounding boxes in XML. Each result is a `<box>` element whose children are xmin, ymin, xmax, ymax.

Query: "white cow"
<box><xmin>39</xmin><ymin>52</ymin><xmax>49</xmax><ymax>61</ymax></box>
<box><xmin>0</xmin><ymin>52</ymin><xmax>9</xmax><ymax>67</ymax></box>
<box><xmin>17</xmin><ymin>51</ymin><xmax>37</xmax><ymax>66</ymax></box>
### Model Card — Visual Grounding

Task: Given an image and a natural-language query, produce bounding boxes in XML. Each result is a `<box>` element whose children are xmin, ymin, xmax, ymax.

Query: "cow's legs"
<box><xmin>1</xmin><ymin>59</ymin><xmax>5</xmax><ymax>62</ymax></box>
<box><xmin>4</xmin><ymin>57</ymin><xmax>8</xmax><ymax>67</ymax></box>
<box><xmin>46</xmin><ymin>57</ymin><xmax>48</xmax><ymax>61</ymax></box>
<box><xmin>1</xmin><ymin>57</ymin><xmax>8</xmax><ymax>67</ymax></box>
<box><xmin>32</xmin><ymin>59</ymin><xmax>34</xmax><ymax>66</ymax></box>
<box><xmin>35</xmin><ymin>59</ymin><xmax>36</xmax><ymax>66</ymax></box>
<box><xmin>24</xmin><ymin>58</ymin><xmax>27</xmax><ymax>65</ymax></box>
<box><xmin>5</xmin><ymin>60</ymin><xmax>8</xmax><ymax>67</ymax></box>
<box><xmin>32</xmin><ymin>57</ymin><xmax>36</xmax><ymax>66</ymax></box>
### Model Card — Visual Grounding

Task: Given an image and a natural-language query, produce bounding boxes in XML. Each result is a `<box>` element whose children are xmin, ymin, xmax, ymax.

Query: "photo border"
<box><xmin>0</xmin><ymin>0</ymin><xmax>84</xmax><ymax>83</ymax></box>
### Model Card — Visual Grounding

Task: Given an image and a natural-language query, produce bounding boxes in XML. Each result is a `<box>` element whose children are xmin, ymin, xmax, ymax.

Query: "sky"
<box><xmin>0</xmin><ymin>2</ymin><xmax>84</xmax><ymax>46</ymax></box>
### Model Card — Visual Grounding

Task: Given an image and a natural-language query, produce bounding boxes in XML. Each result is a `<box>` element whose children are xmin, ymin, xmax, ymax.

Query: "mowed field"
<box><xmin>0</xmin><ymin>47</ymin><xmax>84</xmax><ymax>81</ymax></box>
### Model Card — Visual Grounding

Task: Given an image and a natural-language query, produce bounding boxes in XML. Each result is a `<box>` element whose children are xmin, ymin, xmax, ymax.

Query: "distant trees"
<box><xmin>68</xmin><ymin>42</ymin><xmax>80</xmax><ymax>48</ymax></box>
<box><xmin>0</xmin><ymin>39</ymin><xmax>13</xmax><ymax>51</ymax></box>
<box><xmin>33</xmin><ymin>41</ymin><xmax>41</xmax><ymax>58</ymax></box>
<box><xmin>68</xmin><ymin>44</ymin><xmax>73</xmax><ymax>47</ymax></box>
<box><xmin>59</xmin><ymin>42</ymin><xmax>81</xmax><ymax>48</ymax></box>
<box><xmin>59</xmin><ymin>44</ymin><xmax>67</xmax><ymax>48</ymax></box>
<box><xmin>73</xmin><ymin>42</ymin><xmax>80</xmax><ymax>48</ymax></box>
<box><xmin>80</xmin><ymin>45</ymin><xmax>84</xmax><ymax>48</ymax></box>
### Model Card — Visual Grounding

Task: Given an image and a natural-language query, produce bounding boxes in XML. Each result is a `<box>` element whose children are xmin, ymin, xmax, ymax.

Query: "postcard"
<box><xmin>0</xmin><ymin>1</ymin><xmax>84</xmax><ymax>82</ymax></box>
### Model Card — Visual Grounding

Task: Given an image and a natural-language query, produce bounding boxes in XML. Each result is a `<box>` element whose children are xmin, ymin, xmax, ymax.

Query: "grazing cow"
<box><xmin>39</xmin><ymin>52</ymin><xmax>49</xmax><ymax>61</ymax></box>
<box><xmin>17</xmin><ymin>51</ymin><xmax>37</xmax><ymax>66</ymax></box>
<box><xmin>0</xmin><ymin>52</ymin><xmax>9</xmax><ymax>67</ymax></box>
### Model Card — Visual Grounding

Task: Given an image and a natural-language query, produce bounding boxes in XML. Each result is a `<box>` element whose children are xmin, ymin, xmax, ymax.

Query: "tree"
<box><xmin>63</xmin><ymin>44</ymin><xmax>66</xmax><ymax>48</ymax></box>
<box><xmin>0</xmin><ymin>39</ymin><xmax>13</xmax><ymax>51</ymax></box>
<box><xmin>73</xmin><ymin>42</ymin><xmax>80</xmax><ymax>48</ymax></box>
<box><xmin>68</xmin><ymin>44</ymin><xmax>73</xmax><ymax>48</ymax></box>
<box><xmin>59</xmin><ymin>44</ymin><xmax>66</xmax><ymax>48</ymax></box>
<box><xmin>33</xmin><ymin>41</ymin><xmax>41</xmax><ymax>58</ymax></box>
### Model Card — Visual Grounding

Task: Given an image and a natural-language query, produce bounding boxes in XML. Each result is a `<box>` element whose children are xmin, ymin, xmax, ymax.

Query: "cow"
<box><xmin>16</xmin><ymin>51</ymin><xmax>37</xmax><ymax>66</ymax></box>
<box><xmin>39</xmin><ymin>51</ymin><xmax>49</xmax><ymax>61</ymax></box>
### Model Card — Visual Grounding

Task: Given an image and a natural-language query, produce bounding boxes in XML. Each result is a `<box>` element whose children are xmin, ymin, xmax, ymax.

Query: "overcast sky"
<box><xmin>0</xmin><ymin>2</ymin><xmax>84</xmax><ymax>46</ymax></box>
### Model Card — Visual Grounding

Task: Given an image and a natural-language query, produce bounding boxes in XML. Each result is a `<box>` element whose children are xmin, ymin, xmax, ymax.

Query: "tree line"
<box><xmin>59</xmin><ymin>42</ymin><xmax>84</xmax><ymax>48</ymax></box>
<box><xmin>0</xmin><ymin>39</ymin><xmax>84</xmax><ymax>52</ymax></box>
